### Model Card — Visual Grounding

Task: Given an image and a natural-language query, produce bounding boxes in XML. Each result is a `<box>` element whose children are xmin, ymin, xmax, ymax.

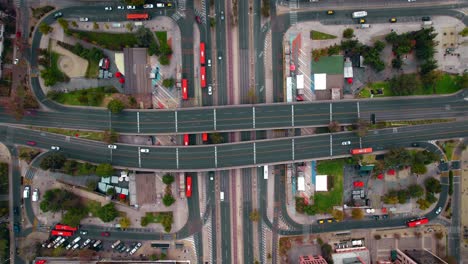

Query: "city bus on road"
<box><xmin>183</xmin><ymin>134</ymin><xmax>189</xmax><ymax>146</ymax></box>
<box><xmin>406</xmin><ymin>217</ymin><xmax>429</xmax><ymax>227</ymax></box>
<box><xmin>186</xmin><ymin>175</ymin><xmax>192</xmax><ymax>198</ymax></box>
<box><xmin>182</xmin><ymin>79</ymin><xmax>188</xmax><ymax>100</ymax></box>
<box><xmin>350</xmin><ymin>148</ymin><xmax>373</xmax><ymax>155</ymax></box>
<box><xmin>200</xmin><ymin>66</ymin><xmax>206</xmax><ymax>88</ymax></box>
<box><xmin>55</xmin><ymin>224</ymin><xmax>78</xmax><ymax>232</ymax></box>
<box><xmin>264</xmin><ymin>166</ymin><xmax>269</xmax><ymax>179</ymax></box>
<box><xmin>51</xmin><ymin>230</ymin><xmax>73</xmax><ymax>237</ymax></box>
<box><xmin>200</xmin><ymin>42</ymin><xmax>206</xmax><ymax>65</ymax></box>
<box><xmin>202</xmin><ymin>133</ymin><xmax>208</xmax><ymax>142</ymax></box>
<box><xmin>126</xmin><ymin>13</ymin><xmax>150</xmax><ymax>20</ymax></box>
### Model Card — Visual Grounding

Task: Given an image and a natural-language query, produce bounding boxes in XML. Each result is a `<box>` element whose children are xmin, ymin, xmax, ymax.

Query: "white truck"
<box><xmin>23</xmin><ymin>186</ymin><xmax>30</xmax><ymax>199</ymax></box>
<box><xmin>352</xmin><ymin>11</ymin><xmax>367</xmax><ymax>18</ymax></box>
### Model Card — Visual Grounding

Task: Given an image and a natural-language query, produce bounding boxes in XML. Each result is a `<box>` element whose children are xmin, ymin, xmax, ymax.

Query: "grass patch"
<box><xmin>31</xmin><ymin>5</ymin><xmax>55</xmax><ymax>19</ymax></box>
<box><xmin>18</xmin><ymin>147</ymin><xmax>41</xmax><ymax>164</ymax></box>
<box><xmin>69</xmin><ymin>30</ymin><xmax>138</xmax><ymax>50</ymax></box>
<box><xmin>442</xmin><ymin>141</ymin><xmax>457</xmax><ymax>161</ymax></box>
<box><xmin>30</xmin><ymin>126</ymin><xmax>105</xmax><ymax>142</ymax></box>
<box><xmin>459</xmin><ymin>27</ymin><xmax>468</xmax><ymax>37</ymax></box>
<box><xmin>140</xmin><ymin>212</ymin><xmax>173</xmax><ymax>232</ymax></box>
<box><xmin>47</xmin><ymin>86</ymin><xmax>117</xmax><ymax>106</ymax></box>
<box><xmin>433</xmin><ymin>74</ymin><xmax>464</xmax><ymax>94</ymax></box>
<box><xmin>0</xmin><ymin>163</ymin><xmax>8</xmax><ymax>194</ymax></box>
<box><xmin>155</xmin><ymin>31</ymin><xmax>167</xmax><ymax>43</ymax></box>
<box><xmin>358</xmin><ymin>82</ymin><xmax>392</xmax><ymax>98</ymax></box>
<box><xmin>311</xmin><ymin>159</ymin><xmax>345</xmax><ymax>213</ymax></box>
<box><xmin>85</xmin><ymin>200</ymin><xmax>102</xmax><ymax>217</ymax></box>
<box><xmin>310</xmin><ymin>30</ymin><xmax>337</xmax><ymax>40</ymax></box>
<box><xmin>39</xmin><ymin>50</ymin><xmax>70</xmax><ymax>86</ymax></box>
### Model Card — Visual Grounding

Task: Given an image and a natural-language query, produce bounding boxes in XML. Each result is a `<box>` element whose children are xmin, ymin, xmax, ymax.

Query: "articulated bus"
<box><xmin>126</xmin><ymin>13</ymin><xmax>150</xmax><ymax>20</ymax></box>
<box><xmin>51</xmin><ymin>230</ymin><xmax>73</xmax><ymax>237</ymax></box>
<box><xmin>55</xmin><ymin>224</ymin><xmax>78</xmax><ymax>232</ymax></box>
<box><xmin>350</xmin><ymin>148</ymin><xmax>373</xmax><ymax>155</ymax></box>
<box><xmin>200</xmin><ymin>66</ymin><xmax>206</xmax><ymax>88</ymax></box>
<box><xmin>182</xmin><ymin>79</ymin><xmax>188</xmax><ymax>100</ymax></box>
<box><xmin>200</xmin><ymin>42</ymin><xmax>206</xmax><ymax>65</ymax></box>
<box><xmin>406</xmin><ymin>217</ymin><xmax>429</xmax><ymax>227</ymax></box>
<box><xmin>186</xmin><ymin>175</ymin><xmax>192</xmax><ymax>198</ymax></box>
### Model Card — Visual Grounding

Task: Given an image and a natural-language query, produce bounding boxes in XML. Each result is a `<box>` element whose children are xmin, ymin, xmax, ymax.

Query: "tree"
<box><xmin>107</xmin><ymin>99</ymin><xmax>125</xmax><ymax>114</ymax></box>
<box><xmin>38</xmin><ymin>23</ymin><xmax>53</xmax><ymax>34</ymax></box>
<box><xmin>249</xmin><ymin>209</ymin><xmax>260</xmax><ymax>222</ymax></box>
<box><xmin>162</xmin><ymin>173</ymin><xmax>175</xmax><ymax>185</ymax></box>
<box><xmin>397</xmin><ymin>189</ymin><xmax>410</xmax><ymax>204</ymax></box>
<box><xmin>57</xmin><ymin>18</ymin><xmax>69</xmax><ymax>31</ymax></box>
<box><xmin>162</xmin><ymin>194</ymin><xmax>176</xmax><ymax>207</ymax></box>
<box><xmin>421</xmin><ymin>70</ymin><xmax>442</xmax><ymax>91</ymax></box>
<box><xmin>119</xmin><ymin>217</ymin><xmax>131</xmax><ymax>229</ymax></box>
<box><xmin>162</xmin><ymin>78</ymin><xmax>175</xmax><ymax>88</ymax></box>
<box><xmin>434</xmin><ymin>231</ymin><xmax>444</xmax><ymax>240</ymax></box>
<box><xmin>416</xmin><ymin>198</ymin><xmax>431</xmax><ymax>210</ymax></box>
<box><xmin>425</xmin><ymin>177</ymin><xmax>441</xmax><ymax>193</ymax></box>
<box><xmin>62</xmin><ymin>206</ymin><xmax>87</xmax><ymax>227</ymax></box>
<box><xmin>408</xmin><ymin>184</ymin><xmax>424</xmax><ymax>198</ymax></box>
<box><xmin>425</xmin><ymin>191</ymin><xmax>437</xmax><ymax>204</ymax></box>
<box><xmin>343</xmin><ymin>28</ymin><xmax>354</xmax><ymax>39</ymax></box>
<box><xmin>351</xmin><ymin>208</ymin><xmax>364</xmax><ymax>219</ymax></box>
<box><xmin>135</xmin><ymin>27</ymin><xmax>154</xmax><ymax>47</ymax></box>
<box><xmin>261</xmin><ymin>0</ymin><xmax>270</xmax><ymax>18</ymax></box>
<box><xmin>86</xmin><ymin>180</ymin><xmax>98</xmax><ymax>191</ymax></box>
<box><xmin>97</xmin><ymin>203</ymin><xmax>119</xmax><ymax>222</ymax></box>
<box><xmin>95</xmin><ymin>163</ymin><xmax>114</xmax><ymax>177</ymax></box>
<box><xmin>103</xmin><ymin>129</ymin><xmax>119</xmax><ymax>144</ymax></box>
<box><xmin>321</xmin><ymin>243</ymin><xmax>333</xmax><ymax>263</ymax></box>
<box><xmin>384</xmin><ymin>147</ymin><xmax>411</xmax><ymax>169</ymax></box>
<box><xmin>383</xmin><ymin>190</ymin><xmax>399</xmax><ymax>204</ymax></box>
<box><xmin>374</xmin><ymin>40</ymin><xmax>386</xmax><ymax>52</ymax></box>
<box><xmin>355</xmin><ymin>119</ymin><xmax>370</xmax><ymax>137</ymax></box>
<box><xmin>327</xmin><ymin>44</ymin><xmax>340</xmax><ymax>55</ymax></box>
<box><xmin>328</xmin><ymin>121</ymin><xmax>341</xmax><ymax>133</ymax></box>
<box><xmin>40</xmin><ymin>153</ymin><xmax>66</xmax><ymax>171</ymax></box>
<box><xmin>411</xmin><ymin>162</ymin><xmax>427</xmax><ymax>174</ymax></box>
<box><xmin>93</xmin><ymin>22</ymin><xmax>99</xmax><ymax>30</ymax></box>
<box><xmin>392</xmin><ymin>57</ymin><xmax>403</xmax><ymax>69</ymax></box>
<box><xmin>420</xmin><ymin>58</ymin><xmax>437</xmax><ymax>75</ymax></box>
<box><xmin>331</xmin><ymin>209</ymin><xmax>344</xmax><ymax>221</ymax></box>
<box><xmin>106</xmin><ymin>187</ymin><xmax>116</xmax><ymax>196</ymax></box>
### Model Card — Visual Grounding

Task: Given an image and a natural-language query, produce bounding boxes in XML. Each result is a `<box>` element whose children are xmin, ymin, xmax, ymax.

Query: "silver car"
<box><xmin>208</xmin><ymin>86</ymin><xmax>213</xmax><ymax>96</ymax></box>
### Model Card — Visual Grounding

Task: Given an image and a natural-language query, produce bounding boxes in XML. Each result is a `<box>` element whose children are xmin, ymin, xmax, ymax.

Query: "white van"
<box><xmin>220</xmin><ymin>192</ymin><xmax>224</xmax><ymax>201</ymax></box>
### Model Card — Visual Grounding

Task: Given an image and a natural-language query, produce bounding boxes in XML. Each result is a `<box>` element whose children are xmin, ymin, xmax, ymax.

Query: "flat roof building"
<box><xmin>315</xmin><ymin>175</ymin><xmax>328</xmax><ymax>192</ymax></box>
<box><xmin>299</xmin><ymin>255</ymin><xmax>328</xmax><ymax>264</ymax></box>
<box><xmin>395</xmin><ymin>249</ymin><xmax>447</xmax><ymax>264</ymax></box>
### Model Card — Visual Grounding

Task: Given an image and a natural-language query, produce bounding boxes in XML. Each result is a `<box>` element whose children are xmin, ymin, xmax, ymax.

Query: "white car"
<box><xmin>72</xmin><ymin>243</ymin><xmax>80</xmax><ymax>250</ymax></box>
<box><xmin>105</xmin><ymin>6</ymin><xmax>113</xmax><ymax>11</ymax></box>
<box><xmin>140</xmin><ymin>148</ymin><xmax>149</xmax><ymax>153</ymax></box>
<box><xmin>220</xmin><ymin>11</ymin><xmax>224</xmax><ymax>20</ymax></box>
<box><xmin>108</xmin><ymin>145</ymin><xmax>117</xmax><ymax>149</ymax></box>
<box><xmin>13</xmin><ymin>58</ymin><xmax>19</xmax><ymax>64</ymax></box>
<box><xmin>23</xmin><ymin>186</ymin><xmax>30</xmax><ymax>199</ymax></box>
<box><xmin>66</xmin><ymin>243</ymin><xmax>73</xmax><ymax>250</ymax></box>
<box><xmin>341</xmin><ymin>141</ymin><xmax>351</xmax><ymax>145</ymax></box>
<box><xmin>208</xmin><ymin>86</ymin><xmax>213</xmax><ymax>96</ymax></box>
<box><xmin>435</xmin><ymin>206</ymin><xmax>442</xmax><ymax>215</ymax></box>
<box><xmin>156</xmin><ymin>3</ymin><xmax>165</xmax><ymax>8</ymax></box>
<box><xmin>129</xmin><ymin>247</ymin><xmax>137</xmax><ymax>255</ymax></box>
<box><xmin>143</xmin><ymin>4</ymin><xmax>154</xmax><ymax>8</ymax></box>
<box><xmin>32</xmin><ymin>188</ymin><xmax>39</xmax><ymax>202</ymax></box>
<box><xmin>127</xmin><ymin>5</ymin><xmax>136</xmax><ymax>9</ymax></box>
<box><xmin>117</xmin><ymin>5</ymin><xmax>125</xmax><ymax>10</ymax></box>
<box><xmin>207</xmin><ymin>59</ymin><xmax>211</xmax><ymax>67</ymax></box>
<box><xmin>79</xmin><ymin>17</ymin><xmax>89</xmax><ymax>22</ymax></box>
<box><xmin>51</xmin><ymin>146</ymin><xmax>60</xmax><ymax>150</ymax></box>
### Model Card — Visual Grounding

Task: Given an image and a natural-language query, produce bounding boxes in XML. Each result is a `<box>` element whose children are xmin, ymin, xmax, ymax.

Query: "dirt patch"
<box><xmin>51</xmin><ymin>40</ymin><xmax>88</xmax><ymax>78</ymax></box>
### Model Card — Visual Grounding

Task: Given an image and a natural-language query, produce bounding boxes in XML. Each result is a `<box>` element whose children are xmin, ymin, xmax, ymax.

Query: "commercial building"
<box><xmin>394</xmin><ymin>249</ymin><xmax>447</xmax><ymax>264</ymax></box>
<box><xmin>332</xmin><ymin>246</ymin><xmax>370</xmax><ymax>264</ymax></box>
<box><xmin>315</xmin><ymin>175</ymin><xmax>328</xmax><ymax>192</ymax></box>
<box><xmin>299</xmin><ymin>255</ymin><xmax>328</xmax><ymax>264</ymax></box>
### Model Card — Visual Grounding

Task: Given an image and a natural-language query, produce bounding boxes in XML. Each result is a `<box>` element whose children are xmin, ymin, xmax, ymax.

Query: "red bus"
<box><xmin>126</xmin><ymin>13</ymin><xmax>149</xmax><ymax>20</ymax></box>
<box><xmin>350</xmin><ymin>148</ymin><xmax>373</xmax><ymax>155</ymax></box>
<box><xmin>51</xmin><ymin>230</ymin><xmax>73</xmax><ymax>237</ymax></box>
<box><xmin>184</xmin><ymin>134</ymin><xmax>189</xmax><ymax>146</ymax></box>
<box><xmin>182</xmin><ymin>79</ymin><xmax>188</xmax><ymax>100</ymax></box>
<box><xmin>200</xmin><ymin>66</ymin><xmax>206</xmax><ymax>88</ymax></box>
<box><xmin>200</xmin><ymin>42</ymin><xmax>206</xmax><ymax>65</ymax></box>
<box><xmin>202</xmin><ymin>133</ymin><xmax>208</xmax><ymax>142</ymax></box>
<box><xmin>186</xmin><ymin>175</ymin><xmax>192</xmax><ymax>197</ymax></box>
<box><xmin>55</xmin><ymin>224</ymin><xmax>78</xmax><ymax>232</ymax></box>
<box><xmin>406</xmin><ymin>218</ymin><xmax>429</xmax><ymax>227</ymax></box>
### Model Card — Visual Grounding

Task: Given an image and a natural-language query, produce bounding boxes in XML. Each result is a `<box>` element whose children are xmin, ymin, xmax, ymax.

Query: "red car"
<box><xmin>353</xmin><ymin>181</ymin><xmax>364</xmax><ymax>188</ymax></box>
<box><xmin>26</xmin><ymin>141</ymin><xmax>36</xmax><ymax>146</ymax></box>
<box><xmin>101</xmin><ymin>232</ymin><xmax>110</xmax><ymax>237</ymax></box>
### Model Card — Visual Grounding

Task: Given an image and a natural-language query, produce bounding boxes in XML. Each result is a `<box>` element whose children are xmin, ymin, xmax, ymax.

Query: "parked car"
<box><xmin>208</xmin><ymin>86</ymin><xmax>213</xmax><ymax>96</ymax></box>
<box><xmin>412</xmin><ymin>143</ymin><xmax>419</xmax><ymax>147</ymax></box>
<box><xmin>51</xmin><ymin>146</ymin><xmax>60</xmax><ymax>150</ymax></box>
<box><xmin>359</xmin><ymin>18</ymin><xmax>366</xmax><ymax>24</ymax></box>
<box><xmin>389</xmin><ymin>17</ymin><xmax>397</xmax><ymax>23</ymax></box>
<box><xmin>79</xmin><ymin>17</ymin><xmax>89</xmax><ymax>22</ymax></box>
<box><xmin>143</xmin><ymin>4</ymin><xmax>154</xmax><ymax>8</ymax></box>
<box><xmin>327</xmin><ymin>10</ymin><xmax>335</xmax><ymax>15</ymax></box>
<box><xmin>156</xmin><ymin>3</ymin><xmax>165</xmax><ymax>8</ymax></box>
<box><xmin>72</xmin><ymin>243</ymin><xmax>80</xmax><ymax>250</ymax></box>
<box><xmin>104</xmin><ymin>6</ymin><xmax>113</xmax><ymax>11</ymax></box>
<box><xmin>220</xmin><ymin>11</ymin><xmax>224</xmax><ymax>20</ymax></box>
<box><xmin>117</xmin><ymin>6</ymin><xmax>125</xmax><ymax>10</ymax></box>
<box><xmin>195</xmin><ymin>15</ymin><xmax>202</xmax><ymax>24</ymax></box>
<box><xmin>108</xmin><ymin>145</ymin><xmax>117</xmax><ymax>149</ymax></box>
<box><xmin>207</xmin><ymin>59</ymin><xmax>211</xmax><ymax>67</ymax></box>
<box><xmin>26</xmin><ymin>141</ymin><xmax>36</xmax><ymax>146</ymax></box>
<box><xmin>53</xmin><ymin>12</ymin><xmax>63</xmax><ymax>19</ymax></box>
<box><xmin>23</xmin><ymin>186</ymin><xmax>30</xmax><ymax>199</ymax></box>
<box><xmin>126</xmin><ymin>5</ymin><xmax>136</xmax><ymax>9</ymax></box>
<box><xmin>32</xmin><ymin>188</ymin><xmax>39</xmax><ymax>202</ymax></box>
<box><xmin>13</xmin><ymin>58</ymin><xmax>19</xmax><ymax>64</ymax></box>
<box><xmin>341</xmin><ymin>141</ymin><xmax>351</xmax><ymax>145</ymax></box>
<box><xmin>435</xmin><ymin>206</ymin><xmax>442</xmax><ymax>215</ymax></box>
<box><xmin>79</xmin><ymin>230</ymin><xmax>88</xmax><ymax>235</ymax></box>
<box><xmin>140</xmin><ymin>148</ymin><xmax>149</xmax><ymax>153</ymax></box>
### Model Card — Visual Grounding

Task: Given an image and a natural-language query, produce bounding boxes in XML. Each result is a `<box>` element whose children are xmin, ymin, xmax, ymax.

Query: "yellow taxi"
<box><xmin>327</xmin><ymin>10</ymin><xmax>335</xmax><ymax>15</ymax></box>
<box><xmin>318</xmin><ymin>220</ymin><xmax>325</xmax><ymax>224</ymax></box>
<box><xmin>359</xmin><ymin>18</ymin><xmax>366</xmax><ymax>24</ymax></box>
<box><xmin>389</xmin><ymin>17</ymin><xmax>397</xmax><ymax>23</ymax></box>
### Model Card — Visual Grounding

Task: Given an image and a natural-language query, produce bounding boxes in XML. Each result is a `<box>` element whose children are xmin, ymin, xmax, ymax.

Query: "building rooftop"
<box><xmin>402</xmin><ymin>249</ymin><xmax>447</xmax><ymax>264</ymax></box>
<box><xmin>123</xmin><ymin>48</ymin><xmax>151</xmax><ymax>95</ymax></box>
<box><xmin>316</xmin><ymin>175</ymin><xmax>328</xmax><ymax>192</ymax></box>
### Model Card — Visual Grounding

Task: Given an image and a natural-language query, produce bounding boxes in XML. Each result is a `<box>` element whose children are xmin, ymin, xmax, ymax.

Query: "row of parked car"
<box><xmin>43</xmin><ymin>236</ymin><xmax>104</xmax><ymax>251</ymax></box>
<box><xmin>111</xmin><ymin>240</ymin><xmax>142</xmax><ymax>255</ymax></box>
<box><xmin>23</xmin><ymin>186</ymin><xmax>39</xmax><ymax>202</ymax></box>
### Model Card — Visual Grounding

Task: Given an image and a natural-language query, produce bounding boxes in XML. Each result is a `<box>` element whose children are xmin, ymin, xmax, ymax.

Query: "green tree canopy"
<box><xmin>40</xmin><ymin>152</ymin><xmax>66</xmax><ymax>171</ymax></box>
<box><xmin>425</xmin><ymin>177</ymin><xmax>442</xmax><ymax>193</ymax></box>
<box><xmin>162</xmin><ymin>194</ymin><xmax>176</xmax><ymax>207</ymax></box>
<box><xmin>135</xmin><ymin>27</ymin><xmax>154</xmax><ymax>47</ymax></box>
<box><xmin>408</xmin><ymin>184</ymin><xmax>425</xmax><ymax>198</ymax></box>
<box><xmin>343</xmin><ymin>28</ymin><xmax>354</xmax><ymax>39</ymax></box>
<box><xmin>107</xmin><ymin>99</ymin><xmax>125</xmax><ymax>114</ymax></box>
<box><xmin>351</xmin><ymin>208</ymin><xmax>364</xmax><ymax>219</ymax></box>
<box><xmin>97</xmin><ymin>203</ymin><xmax>119</xmax><ymax>222</ymax></box>
<box><xmin>384</xmin><ymin>147</ymin><xmax>411</xmax><ymax>169</ymax></box>
<box><xmin>96</xmin><ymin>163</ymin><xmax>114</xmax><ymax>177</ymax></box>
<box><xmin>39</xmin><ymin>23</ymin><xmax>53</xmax><ymax>34</ymax></box>
<box><xmin>162</xmin><ymin>173</ymin><xmax>175</xmax><ymax>185</ymax></box>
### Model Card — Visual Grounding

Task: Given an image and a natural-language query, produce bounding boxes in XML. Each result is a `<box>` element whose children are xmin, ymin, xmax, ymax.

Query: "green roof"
<box><xmin>312</xmin><ymin>55</ymin><xmax>344</xmax><ymax>75</ymax></box>
<box><xmin>359</xmin><ymin>165</ymin><xmax>375</xmax><ymax>172</ymax></box>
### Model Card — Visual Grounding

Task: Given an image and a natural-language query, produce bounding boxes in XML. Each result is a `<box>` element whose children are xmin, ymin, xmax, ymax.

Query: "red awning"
<box><xmin>115</xmin><ymin>72</ymin><xmax>122</xmax><ymax>78</ymax></box>
<box><xmin>347</xmin><ymin>78</ymin><xmax>353</xmax><ymax>84</ymax></box>
<box><xmin>119</xmin><ymin>194</ymin><xmax>126</xmax><ymax>200</ymax></box>
<box><xmin>290</xmin><ymin>64</ymin><xmax>296</xmax><ymax>71</ymax></box>
<box><xmin>377</xmin><ymin>174</ymin><xmax>384</xmax><ymax>179</ymax></box>
<box><xmin>381</xmin><ymin>207</ymin><xmax>387</xmax><ymax>213</ymax></box>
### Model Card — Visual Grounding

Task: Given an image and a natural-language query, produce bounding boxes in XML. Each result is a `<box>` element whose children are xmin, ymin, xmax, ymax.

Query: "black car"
<box><xmin>13</xmin><ymin>206</ymin><xmax>19</xmax><ymax>215</ymax></box>
<box><xmin>412</xmin><ymin>143</ymin><xmax>419</xmax><ymax>147</ymax></box>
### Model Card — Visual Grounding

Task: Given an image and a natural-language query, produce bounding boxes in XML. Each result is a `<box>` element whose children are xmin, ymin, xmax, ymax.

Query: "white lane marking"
<box><xmin>292</xmin><ymin>139</ymin><xmax>295</xmax><ymax>161</ymax></box>
<box><xmin>253</xmin><ymin>142</ymin><xmax>256</xmax><ymax>164</ymax></box>
<box><xmin>175</xmin><ymin>111</ymin><xmax>178</xmax><ymax>132</ymax></box>
<box><xmin>252</xmin><ymin>107</ymin><xmax>256</xmax><ymax>129</ymax></box>
<box><xmin>214</xmin><ymin>109</ymin><xmax>217</xmax><ymax>130</ymax></box>
<box><xmin>137</xmin><ymin>112</ymin><xmax>140</xmax><ymax>133</ymax></box>
<box><xmin>138</xmin><ymin>147</ymin><xmax>141</xmax><ymax>167</ymax></box>
<box><xmin>215</xmin><ymin>146</ymin><xmax>218</xmax><ymax>168</ymax></box>
<box><xmin>176</xmin><ymin>148</ymin><xmax>179</xmax><ymax>169</ymax></box>
<box><xmin>291</xmin><ymin>105</ymin><xmax>295</xmax><ymax>127</ymax></box>
<box><xmin>357</xmin><ymin>102</ymin><xmax>360</xmax><ymax>119</ymax></box>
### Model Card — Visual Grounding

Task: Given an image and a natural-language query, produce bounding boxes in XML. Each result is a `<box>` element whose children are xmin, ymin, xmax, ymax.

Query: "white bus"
<box><xmin>220</xmin><ymin>192</ymin><xmax>224</xmax><ymax>201</ymax></box>
<box><xmin>352</xmin><ymin>11</ymin><xmax>367</xmax><ymax>18</ymax></box>
<box><xmin>263</xmin><ymin>166</ymin><xmax>269</xmax><ymax>179</ymax></box>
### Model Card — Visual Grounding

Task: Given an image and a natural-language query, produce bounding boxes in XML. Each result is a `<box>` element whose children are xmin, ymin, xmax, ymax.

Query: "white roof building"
<box><xmin>315</xmin><ymin>175</ymin><xmax>328</xmax><ymax>192</ymax></box>
<box><xmin>297</xmin><ymin>176</ymin><xmax>305</xmax><ymax>191</ymax></box>
<box><xmin>314</xmin><ymin>74</ymin><xmax>327</xmax><ymax>90</ymax></box>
